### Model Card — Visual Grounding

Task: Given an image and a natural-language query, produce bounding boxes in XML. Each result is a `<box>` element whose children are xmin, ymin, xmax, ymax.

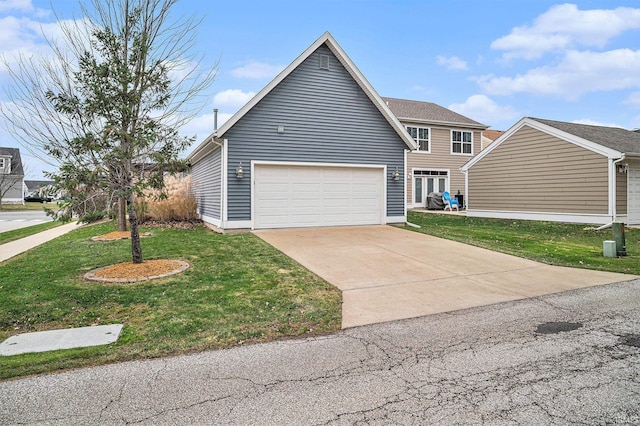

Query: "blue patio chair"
<box><xmin>442</xmin><ymin>191</ymin><xmax>459</xmax><ymax>211</ymax></box>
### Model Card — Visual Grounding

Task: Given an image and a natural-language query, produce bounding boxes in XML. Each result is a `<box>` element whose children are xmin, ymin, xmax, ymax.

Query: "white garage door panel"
<box><xmin>254</xmin><ymin>165</ymin><xmax>384</xmax><ymax>229</ymax></box>
<box><xmin>628</xmin><ymin>163</ymin><xmax>640</xmax><ymax>225</ymax></box>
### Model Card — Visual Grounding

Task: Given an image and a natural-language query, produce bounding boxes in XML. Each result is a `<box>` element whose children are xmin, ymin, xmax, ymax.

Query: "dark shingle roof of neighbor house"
<box><xmin>382</xmin><ymin>97</ymin><xmax>488</xmax><ymax>129</ymax></box>
<box><xmin>0</xmin><ymin>147</ymin><xmax>24</xmax><ymax>175</ymax></box>
<box><xmin>533</xmin><ymin>118</ymin><xmax>640</xmax><ymax>155</ymax></box>
<box><xmin>25</xmin><ymin>180</ymin><xmax>54</xmax><ymax>191</ymax></box>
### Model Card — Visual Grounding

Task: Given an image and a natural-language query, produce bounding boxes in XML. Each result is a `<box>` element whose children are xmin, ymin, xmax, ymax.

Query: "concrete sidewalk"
<box><xmin>255</xmin><ymin>226</ymin><xmax>636</xmax><ymax>328</ymax></box>
<box><xmin>0</xmin><ymin>221</ymin><xmax>82</xmax><ymax>263</ymax></box>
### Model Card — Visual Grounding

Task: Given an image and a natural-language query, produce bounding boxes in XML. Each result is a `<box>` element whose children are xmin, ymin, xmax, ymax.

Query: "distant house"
<box><xmin>24</xmin><ymin>180</ymin><xmax>57</xmax><ymax>200</ymax></box>
<box><xmin>0</xmin><ymin>147</ymin><xmax>25</xmax><ymax>206</ymax></box>
<box><xmin>462</xmin><ymin>117</ymin><xmax>640</xmax><ymax>225</ymax></box>
<box><xmin>382</xmin><ymin>98</ymin><xmax>487</xmax><ymax>209</ymax></box>
<box><xmin>189</xmin><ymin>32</ymin><xmax>416</xmax><ymax>230</ymax></box>
<box><xmin>481</xmin><ymin>129</ymin><xmax>504</xmax><ymax>150</ymax></box>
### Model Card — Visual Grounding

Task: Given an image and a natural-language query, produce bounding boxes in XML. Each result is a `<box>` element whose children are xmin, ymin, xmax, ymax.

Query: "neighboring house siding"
<box><xmin>1</xmin><ymin>178</ymin><xmax>24</xmax><ymax>202</ymax></box>
<box><xmin>617</xmin><ymin>170</ymin><xmax>627</xmax><ymax>215</ymax></box>
<box><xmin>224</xmin><ymin>45</ymin><xmax>407</xmax><ymax>221</ymax></box>
<box><xmin>468</xmin><ymin>125</ymin><xmax>609</xmax><ymax>214</ymax></box>
<box><xmin>191</xmin><ymin>146</ymin><xmax>222</xmax><ymax>220</ymax></box>
<box><xmin>406</xmin><ymin>127</ymin><xmax>480</xmax><ymax>204</ymax></box>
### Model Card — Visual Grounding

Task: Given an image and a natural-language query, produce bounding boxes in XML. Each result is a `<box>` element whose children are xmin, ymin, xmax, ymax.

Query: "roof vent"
<box><xmin>319</xmin><ymin>54</ymin><xmax>330</xmax><ymax>70</ymax></box>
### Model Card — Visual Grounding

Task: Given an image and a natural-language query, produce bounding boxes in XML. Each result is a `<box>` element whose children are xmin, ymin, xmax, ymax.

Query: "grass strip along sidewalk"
<box><xmin>407</xmin><ymin>211</ymin><xmax>639</xmax><ymax>276</ymax></box>
<box><xmin>0</xmin><ymin>221</ymin><xmax>64</xmax><ymax>245</ymax></box>
<box><xmin>0</xmin><ymin>222</ymin><xmax>341</xmax><ymax>380</ymax></box>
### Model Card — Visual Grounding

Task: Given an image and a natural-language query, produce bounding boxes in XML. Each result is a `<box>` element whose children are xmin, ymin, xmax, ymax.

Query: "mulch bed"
<box><xmin>84</xmin><ymin>259</ymin><xmax>191</xmax><ymax>283</ymax></box>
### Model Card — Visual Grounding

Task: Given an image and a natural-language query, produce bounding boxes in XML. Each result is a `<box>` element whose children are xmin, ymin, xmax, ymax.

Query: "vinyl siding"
<box><xmin>191</xmin><ymin>145</ymin><xmax>222</xmax><ymax>220</ymax></box>
<box><xmin>468</xmin><ymin>125</ymin><xmax>609</xmax><ymax>214</ymax></box>
<box><xmin>224</xmin><ymin>44</ymin><xmax>407</xmax><ymax>221</ymax></box>
<box><xmin>617</xmin><ymin>170</ymin><xmax>627</xmax><ymax>215</ymax></box>
<box><xmin>1</xmin><ymin>176</ymin><xmax>24</xmax><ymax>203</ymax></box>
<box><xmin>406</xmin><ymin>127</ymin><xmax>480</xmax><ymax>204</ymax></box>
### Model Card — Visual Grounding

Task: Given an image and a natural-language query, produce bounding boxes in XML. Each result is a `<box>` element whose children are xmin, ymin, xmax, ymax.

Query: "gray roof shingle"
<box><xmin>0</xmin><ymin>147</ymin><xmax>24</xmax><ymax>176</ymax></box>
<box><xmin>382</xmin><ymin>97</ymin><xmax>488</xmax><ymax>129</ymax></box>
<box><xmin>532</xmin><ymin>118</ymin><xmax>640</xmax><ymax>155</ymax></box>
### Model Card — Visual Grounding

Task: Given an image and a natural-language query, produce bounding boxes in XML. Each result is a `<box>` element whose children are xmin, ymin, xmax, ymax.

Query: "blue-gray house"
<box><xmin>189</xmin><ymin>32</ymin><xmax>416</xmax><ymax>230</ymax></box>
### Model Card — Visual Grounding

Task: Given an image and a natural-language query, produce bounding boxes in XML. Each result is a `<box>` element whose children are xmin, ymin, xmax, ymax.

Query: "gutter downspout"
<box><xmin>611</xmin><ymin>155</ymin><xmax>626</xmax><ymax>223</ymax></box>
<box><xmin>599</xmin><ymin>155</ymin><xmax>626</xmax><ymax>230</ymax></box>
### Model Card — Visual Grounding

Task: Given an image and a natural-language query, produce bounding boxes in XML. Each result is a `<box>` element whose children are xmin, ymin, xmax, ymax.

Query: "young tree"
<box><xmin>1</xmin><ymin>0</ymin><xmax>216</xmax><ymax>263</ymax></box>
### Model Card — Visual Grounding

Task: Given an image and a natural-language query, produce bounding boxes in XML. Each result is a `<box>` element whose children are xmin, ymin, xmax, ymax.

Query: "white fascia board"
<box><xmin>461</xmin><ymin>117</ymin><xmax>623</xmax><ymax>171</ymax></box>
<box><xmin>188</xmin><ymin>134</ymin><xmax>222</xmax><ymax>164</ymax></box>
<box><xmin>396</xmin><ymin>117</ymin><xmax>488</xmax><ymax>130</ymax></box>
<box><xmin>461</xmin><ymin>117</ymin><xmax>529</xmax><ymax>171</ymax></box>
<box><xmin>528</xmin><ymin>119</ymin><xmax>623</xmax><ymax>158</ymax></box>
<box><xmin>322</xmin><ymin>34</ymin><xmax>418</xmax><ymax>151</ymax></box>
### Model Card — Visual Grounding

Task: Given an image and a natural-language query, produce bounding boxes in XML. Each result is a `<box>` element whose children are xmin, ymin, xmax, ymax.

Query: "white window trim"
<box><xmin>0</xmin><ymin>158</ymin><xmax>5</xmax><ymax>171</ymax></box>
<box><xmin>407</xmin><ymin>126</ymin><xmax>431</xmax><ymax>153</ymax></box>
<box><xmin>450</xmin><ymin>129</ymin><xmax>474</xmax><ymax>156</ymax></box>
<box><xmin>411</xmin><ymin>168</ymin><xmax>450</xmax><ymax>207</ymax></box>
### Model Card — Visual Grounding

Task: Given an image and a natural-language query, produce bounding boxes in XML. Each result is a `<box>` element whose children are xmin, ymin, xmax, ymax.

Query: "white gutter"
<box><xmin>611</xmin><ymin>155</ymin><xmax>626</xmax><ymax>223</ymax></box>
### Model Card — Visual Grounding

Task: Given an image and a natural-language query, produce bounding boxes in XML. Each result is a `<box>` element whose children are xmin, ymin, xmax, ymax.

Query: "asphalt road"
<box><xmin>0</xmin><ymin>209</ymin><xmax>52</xmax><ymax>232</ymax></box>
<box><xmin>1</xmin><ymin>279</ymin><xmax>639</xmax><ymax>425</ymax></box>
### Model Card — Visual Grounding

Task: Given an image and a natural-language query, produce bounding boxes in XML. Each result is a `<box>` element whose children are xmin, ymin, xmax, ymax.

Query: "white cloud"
<box><xmin>492</xmin><ymin>4</ymin><xmax>640</xmax><ymax>60</ymax></box>
<box><xmin>213</xmin><ymin>89</ymin><xmax>255</xmax><ymax>109</ymax></box>
<box><xmin>623</xmin><ymin>91</ymin><xmax>640</xmax><ymax>106</ymax></box>
<box><xmin>0</xmin><ymin>0</ymin><xmax>33</xmax><ymax>13</ymax></box>
<box><xmin>179</xmin><ymin>110</ymin><xmax>233</xmax><ymax>144</ymax></box>
<box><xmin>448</xmin><ymin>95</ymin><xmax>519</xmax><ymax>127</ymax></box>
<box><xmin>436</xmin><ymin>55</ymin><xmax>467</xmax><ymax>71</ymax></box>
<box><xmin>230</xmin><ymin>61</ymin><xmax>283</xmax><ymax>79</ymax></box>
<box><xmin>477</xmin><ymin>48</ymin><xmax>640</xmax><ymax>98</ymax></box>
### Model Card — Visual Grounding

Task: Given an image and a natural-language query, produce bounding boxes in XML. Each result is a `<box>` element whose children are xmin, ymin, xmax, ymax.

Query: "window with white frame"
<box><xmin>451</xmin><ymin>130</ymin><xmax>472</xmax><ymax>155</ymax></box>
<box><xmin>407</xmin><ymin>126</ymin><xmax>430</xmax><ymax>152</ymax></box>
<box><xmin>0</xmin><ymin>158</ymin><xmax>5</xmax><ymax>172</ymax></box>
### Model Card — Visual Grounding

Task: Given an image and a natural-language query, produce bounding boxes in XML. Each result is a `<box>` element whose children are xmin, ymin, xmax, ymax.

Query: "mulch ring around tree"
<box><xmin>84</xmin><ymin>259</ymin><xmax>191</xmax><ymax>283</ymax></box>
<box><xmin>90</xmin><ymin>231</ymin><xmax>153</xmax><ymax>242</ymax></box>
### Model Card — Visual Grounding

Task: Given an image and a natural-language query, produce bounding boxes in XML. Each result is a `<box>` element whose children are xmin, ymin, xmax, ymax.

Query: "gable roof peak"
<box><xmin>189</xmin><ymin>32</ymin><xmax>417</xmax><ymax>162</ymax></box>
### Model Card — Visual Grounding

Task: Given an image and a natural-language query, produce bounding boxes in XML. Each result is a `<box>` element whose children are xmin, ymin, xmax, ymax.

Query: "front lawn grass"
<box><xmin>407</xmin><ymin>211</ymin><xmax>639</xmax><ymax>275</ymax></box>
<box><xmin>0</xmin><ymin>221</ymin><xmax>341</xmax><ymax>380</ymax></box>
<box><xmin>0</xmin><ymin>220</ymin><xmax>64</xmax><ymax>245</ymax></box>
<box><xmin>0</xmin><ymin>202</ymin><xmax>58</xmax><ymax>211</ymax></box>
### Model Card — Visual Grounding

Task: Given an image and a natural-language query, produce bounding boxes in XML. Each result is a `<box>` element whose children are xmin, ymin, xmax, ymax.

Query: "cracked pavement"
<box><xmin>2</xmin><ymin>279</ymin><xmax>640</xmax><ymax>425</ymax></box>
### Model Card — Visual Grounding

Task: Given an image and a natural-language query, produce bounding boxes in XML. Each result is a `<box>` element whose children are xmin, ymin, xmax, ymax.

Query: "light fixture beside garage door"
<box><xmin>392</xmin><ymin>167</ymin><xmax>400</xmax><ymax>181</ymax></box>
<box><xmin>236</xmin><ymin>162</ymin><xmax>244</xmax><ymax>179</ymax></box>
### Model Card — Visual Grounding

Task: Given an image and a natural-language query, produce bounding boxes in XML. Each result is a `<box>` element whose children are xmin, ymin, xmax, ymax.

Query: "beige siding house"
<box><xmin>382</xmin><ymin>97</ymin><xmax>488</xmax><ymax>209</ymax></box>
<box><xmin>461</xmin><ymin>117</ymin><xmax>640</xmax><ymax>225</ymax></box>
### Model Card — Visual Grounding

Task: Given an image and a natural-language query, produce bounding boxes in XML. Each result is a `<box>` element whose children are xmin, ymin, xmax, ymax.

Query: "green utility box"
<box><xmin>612</xmin><ymin>222</ymin><xmax>626</xmax><ymax>256</ymax></box>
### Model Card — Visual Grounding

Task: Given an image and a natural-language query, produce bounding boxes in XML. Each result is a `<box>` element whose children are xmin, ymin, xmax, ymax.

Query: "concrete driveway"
<box><xmin>255</xmin><ymin>225</ymin><xmax>635</xmax><ymax>328</ymax></box>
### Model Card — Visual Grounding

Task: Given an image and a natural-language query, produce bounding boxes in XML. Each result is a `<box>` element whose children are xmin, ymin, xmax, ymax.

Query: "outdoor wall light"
<box><xmin>392</xmin><ymin>167</ymin><xmax>400</xmax><ymax>181</ymax></box>
<box><xmin>617</xmin><ymin>164</ymin><xmax>628</xmax><ymax>173</ymax></box>
<box><xmin>236</xmin><ymin>162</ymin><xmax>244</xmax><ymax>179</ymax></box>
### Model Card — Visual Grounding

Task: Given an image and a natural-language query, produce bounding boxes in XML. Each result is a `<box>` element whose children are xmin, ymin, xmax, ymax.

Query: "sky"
<box><xmin>1</xmin><ymin>0</ymin><xmax>640</xmax><ymax>179</ymax></box>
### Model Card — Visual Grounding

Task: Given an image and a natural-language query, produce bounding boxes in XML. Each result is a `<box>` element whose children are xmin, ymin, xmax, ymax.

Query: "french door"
<box><xmin>413</xmin><ymin>170</ymin><xmax>448</xmax><ymax>207</ymax></box>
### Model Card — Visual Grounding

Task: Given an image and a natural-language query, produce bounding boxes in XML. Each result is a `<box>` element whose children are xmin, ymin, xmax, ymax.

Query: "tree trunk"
<box><xmin>117</xmin><ymin>196</ymin><xmax>128</xmax><ymax>231</ymax></box>
<box><xmin>128</xmin><ymin>193</ymin><xmax>143</xmax><ymax>264</ymax></box>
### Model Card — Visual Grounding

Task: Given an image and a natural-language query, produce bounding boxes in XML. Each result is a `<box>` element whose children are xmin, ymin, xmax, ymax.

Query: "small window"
<box><xmin>0</xmin><ymin>158</ymin><xmax>4</xmax><ymax>170</ymax></box>
<box><xmin>319</xmin><ymin>54</ymin><xmax>330</xmax><ymax>70</ymax></box>
<box><xmin>407</xmin><ymin>126</ymin><xmax>430</xmax><ymax>152</ymax></box>
<box><xmin>451</xmin><ymin>130</ymin><xmax>473</xmax><ymax>155</ymax></box>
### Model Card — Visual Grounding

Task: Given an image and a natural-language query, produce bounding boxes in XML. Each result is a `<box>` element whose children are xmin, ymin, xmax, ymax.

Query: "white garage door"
<box><xmin>628</xmin><ymin>163</ymin><xmax>640</xmax><ymax>225</ymax></box>
<box><xmin>254</xmin><ymin>164</ymin><xmax>384</xmax><ymax>229</ymax></box>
